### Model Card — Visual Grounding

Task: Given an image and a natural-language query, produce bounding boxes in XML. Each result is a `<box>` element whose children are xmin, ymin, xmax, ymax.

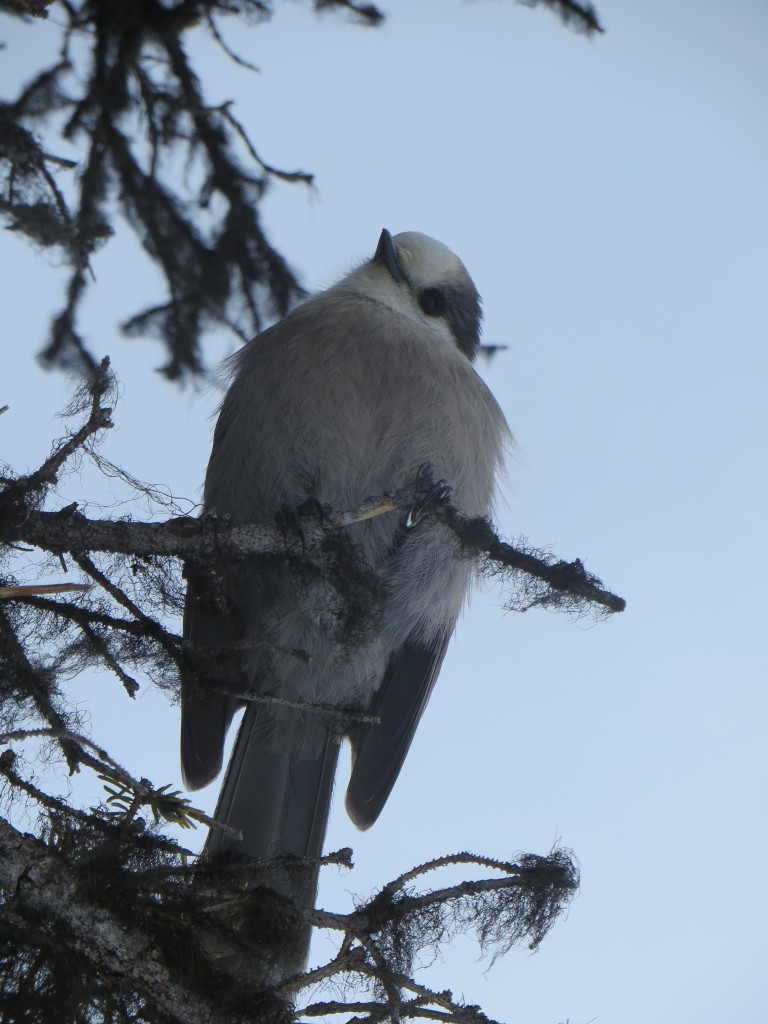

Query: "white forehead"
<box><xmin>393</xmin><ymin>231</ymin><xmax>463</xmax><ymax>284</ymax></box>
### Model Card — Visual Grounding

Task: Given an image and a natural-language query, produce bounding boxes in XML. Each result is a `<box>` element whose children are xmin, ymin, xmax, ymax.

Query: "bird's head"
<box><xmin>342</xmin><ymin>229</ymin><xmax>483</xmax><ymax>361</ymax></box>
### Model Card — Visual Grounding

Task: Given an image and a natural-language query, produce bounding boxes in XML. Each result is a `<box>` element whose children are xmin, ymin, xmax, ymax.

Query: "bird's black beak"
<box><xmin>374</xmin><ymin>228</ymin><xmax>406</xmax><ymax>283</ymax></box>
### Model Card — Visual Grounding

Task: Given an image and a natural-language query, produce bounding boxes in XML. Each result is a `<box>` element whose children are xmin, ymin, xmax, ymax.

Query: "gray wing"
<box><xmin>180</xmin><ymin>574</ymin><xmax>242</xmax><ymax>790</ymax></box>
<box><xmin>345</xmin><ymin>634</ymin><xmax>450</xmax><ymax>830</ymax></box>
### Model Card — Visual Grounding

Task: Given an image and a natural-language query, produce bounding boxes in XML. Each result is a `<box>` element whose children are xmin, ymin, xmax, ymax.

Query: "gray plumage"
<box><xmin>181</xmin><ymin>230</ymin><xmax>509</xmax><ymax>945</ymax></box>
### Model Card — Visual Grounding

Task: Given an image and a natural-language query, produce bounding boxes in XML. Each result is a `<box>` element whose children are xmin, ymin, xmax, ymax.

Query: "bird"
<box><xmin>180</xmin><ymin>229</ymin><xmax>510</xmax><ymax>966</ymax></box>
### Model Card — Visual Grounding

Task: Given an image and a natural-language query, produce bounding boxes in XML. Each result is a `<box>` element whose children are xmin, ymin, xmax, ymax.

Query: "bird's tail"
<box><xmin>203</xmin><ymin>703</ymin><xmax>340</xmax><ymax>985</ymax></box>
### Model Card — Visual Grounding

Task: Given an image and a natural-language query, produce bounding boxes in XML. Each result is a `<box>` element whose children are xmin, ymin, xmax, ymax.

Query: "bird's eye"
<box><xmin>418</xmin><ymin>288</ymin><xmax>446</xmax><ymax>317</ymax></box>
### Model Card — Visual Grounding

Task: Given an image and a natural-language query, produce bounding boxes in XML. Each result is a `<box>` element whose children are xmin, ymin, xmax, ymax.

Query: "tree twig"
<box><xmin>0</xmin><ymin>582</ymin><xmax>91</xmax><ymax>599</ymax></box>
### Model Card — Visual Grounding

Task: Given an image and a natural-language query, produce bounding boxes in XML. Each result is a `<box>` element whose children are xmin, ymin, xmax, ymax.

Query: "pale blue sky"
<box><xmin>2</xmin><ymin>2</ymin><xmax>767</xmax><ymax>1022</ymax></box>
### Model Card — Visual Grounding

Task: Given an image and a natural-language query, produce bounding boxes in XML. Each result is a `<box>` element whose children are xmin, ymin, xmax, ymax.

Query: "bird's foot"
<box><xmin>406</xmin><ymin>463</ymin><xmax>453</xmax><ymax>529</ymax></box>
<box><xmin>276</xmin><ymin>497</ymin><xmax>324</xmax><ymax>551</ymax></box>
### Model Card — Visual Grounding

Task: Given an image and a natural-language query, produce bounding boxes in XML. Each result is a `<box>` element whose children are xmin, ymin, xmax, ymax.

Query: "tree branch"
<box><xmin>0</xmin><ymin>818</ymin><xmax>251</xmax><ymax>1024</ymax></box>
<box><xmin>1</xmin><ymin>496</ymin><xmax>624</xmax><ymax>617</ymax></box>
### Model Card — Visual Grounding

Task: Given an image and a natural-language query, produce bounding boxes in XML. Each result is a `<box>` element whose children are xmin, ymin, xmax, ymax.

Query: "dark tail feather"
<box><xmin>206</xmin><ymin>703</ymin><xmax>340</xmax><ymax>861</ymax></box>
<box><xmin>203</xmin><ymin>703</ymin><xmax>340</xmax><ymax>984</ymax></box>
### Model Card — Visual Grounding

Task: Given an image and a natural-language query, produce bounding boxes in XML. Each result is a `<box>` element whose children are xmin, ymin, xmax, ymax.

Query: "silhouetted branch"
<box><xmin>0</xmin><ymin>818</ymin><xmax>250</xmax><ymax>1024</ymax></box>
<box><xmin>519</xmin><ymin>0</ymin><xmax>604</xmax><ymax>35</ymax></box>
<box><xmin>0</xmin><ymin>726</ymin><xmax>235</xmax><ymax>837</ymax></box>
<box><xmin>2</xmin><ymin>500</ymin><xmax>624</xmax><ymax>618</ymax></box>
<box><xmin>1</xmin><ymin>783</ymin><xmax>577</xmax><ymax>1024</ymax></box>
<box><xmin>3</xmin><ymin>0</ymin><xmax>602</xmax><ymax>378</ymax></box>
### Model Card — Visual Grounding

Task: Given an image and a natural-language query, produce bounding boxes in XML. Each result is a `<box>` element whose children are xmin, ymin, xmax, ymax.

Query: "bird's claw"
<box><xmin>276</xmin><ymin>497</ymin><xmax>324</xmax><ymax>551</ymax></box>
<box><xmin>406</xmin><ymin>479</ymin><xmax>453</xmax><ymax>529</ymax></box>
<box><xmin>297</xmin><ymin>496</ymin><xmax>324</xmax><ymax>525</ymax></box>
<box><xmin>276</xmin><ymin>505</ymin><xmax>306</xmax><ymax>551</ymax></box>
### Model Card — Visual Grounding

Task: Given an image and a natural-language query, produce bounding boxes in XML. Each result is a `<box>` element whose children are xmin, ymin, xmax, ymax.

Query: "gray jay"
<box><xmin>181</xmin><ymin>229</ymin><xmax>509</xmax><ymax>892</ymax></box>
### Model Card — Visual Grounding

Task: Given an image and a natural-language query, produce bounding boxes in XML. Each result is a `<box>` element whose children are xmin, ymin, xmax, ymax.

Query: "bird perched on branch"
<box><xmin>181</xmin><ymin>229</ymin><xmax>509</xmax><ymax>965</ymax></box>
